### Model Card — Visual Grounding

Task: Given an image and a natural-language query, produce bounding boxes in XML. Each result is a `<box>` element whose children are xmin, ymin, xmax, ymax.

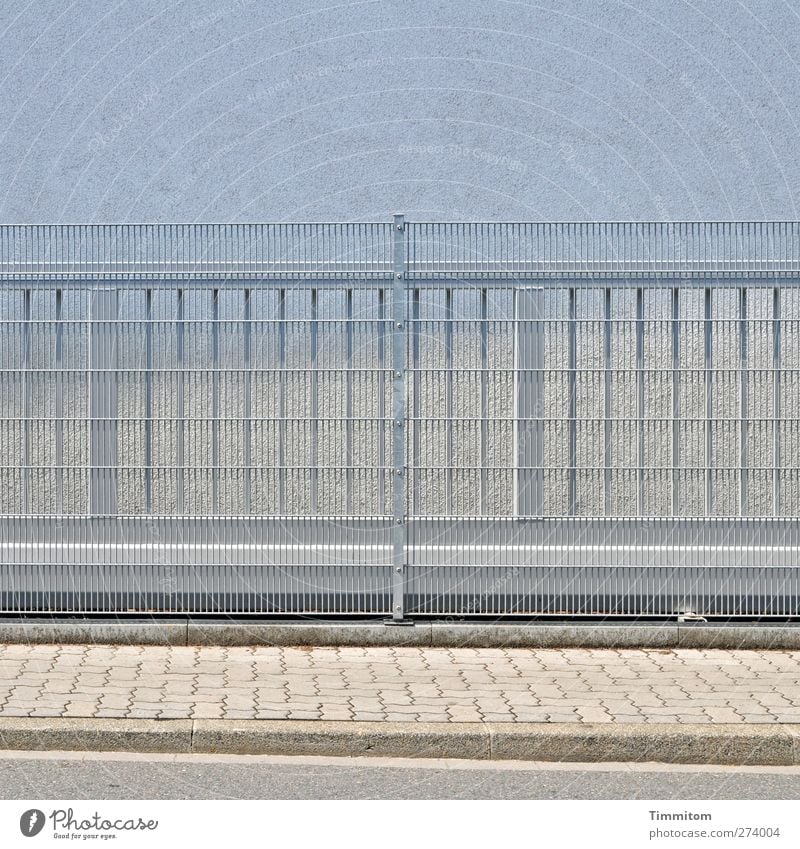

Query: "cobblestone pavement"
<box><xmin>2</xmin><ymin>644</ymin><xmax>800</xmax><ymax>723</ymax></box>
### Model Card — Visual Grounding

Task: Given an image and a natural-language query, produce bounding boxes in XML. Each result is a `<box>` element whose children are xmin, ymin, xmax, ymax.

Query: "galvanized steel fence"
<box><xmin>1</xmin><ymin>218</ymin><xmax>800</xmax><ymax>617</ymax></box>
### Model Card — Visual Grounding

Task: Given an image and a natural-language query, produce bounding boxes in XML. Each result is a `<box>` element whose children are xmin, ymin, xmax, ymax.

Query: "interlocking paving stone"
<box><xmin>739</xmin><ymin>714</ymin><xmax>779</xmax><ymax>723</ymax></box>
<box><xmin>1</xmin><ymin>644</ymin><xmax>800</xmax><ymax>724</ymax></box>
<box><xmin>702</xmin><ymin>708</ymin><xmax>743</xmax><ymax>722</ymax></box>
<box><xmin>575</xmin><ymin>707</ymin><xmax>613</xmax><ymax>721</ymax></box>
<box><xmin>190</xmin><ymin>706</ymin><xmax>225</xmax><ymax>718</ymax></box>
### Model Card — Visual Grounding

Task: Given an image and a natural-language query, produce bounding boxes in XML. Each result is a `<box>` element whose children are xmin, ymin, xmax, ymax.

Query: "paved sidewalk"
<box><xmin>1</xmin><ymin>644</ymin><xmax>800</xmax><ymax>724</ymax></box>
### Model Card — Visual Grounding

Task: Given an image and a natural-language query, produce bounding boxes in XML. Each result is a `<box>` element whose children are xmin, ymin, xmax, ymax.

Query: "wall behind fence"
<box><xmin>1</xmin><ymin>1</ymin><xmax>799</xmax><ymax>223</ymax></box>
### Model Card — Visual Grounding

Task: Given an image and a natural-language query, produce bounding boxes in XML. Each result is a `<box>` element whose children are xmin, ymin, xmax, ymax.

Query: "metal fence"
<box><xmin>2</xmin><ymin>218</ymin><xmax>800</xmax><ymax>618</ymax></box>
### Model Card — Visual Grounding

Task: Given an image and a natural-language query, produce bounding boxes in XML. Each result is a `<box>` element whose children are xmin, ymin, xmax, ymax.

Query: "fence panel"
<box><xmin>1</xmin><ymin>220</ymin><xmax>799</xmax><ymax>616</ymax></box>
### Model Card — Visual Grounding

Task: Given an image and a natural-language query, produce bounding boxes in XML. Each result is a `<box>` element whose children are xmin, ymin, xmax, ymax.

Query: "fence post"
<box><xmin>390</xmin><ymin>214</ymin><xmax>408</xmax><ymax>622</ymax></box>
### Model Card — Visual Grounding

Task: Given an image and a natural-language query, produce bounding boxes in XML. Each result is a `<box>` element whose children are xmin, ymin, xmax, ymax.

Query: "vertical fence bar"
<box><xmin>672</xmin><ymin>286</ymin><xmax>680</xmax><ymax>516</ymax></box>
<box><xmin>378</xmin><ymin>287</ymin><xmax>386</xmax><ymax>515</ymax></box>
<box><xmin>211</xmin><ymin>288</ymin><xmax>219</xmax><ymax>513</ymax></box>
<box><xmin>176</xmin><ymin>288</ymin><xmax>184</xmax><ymax>514</ymax></box>
<box><xmin>773</xmin><ymin>286</ymin><xmax>781</xmax><ymax>516</ymax></box>
<box><xmin>55</xmin><ymin>289</ymin><xmax>64</xmax><ymax>514</ymax></box>
<box><xmin>89</xmin><ymin>288</ymin><xmax>118</xmax><ymax>515</ymax></box>
<box><xmin>515</xmin><ymin>286</ymin><xmax>543</xmax><ymax>516</ymax></box>
<box><xmin>705</xmin><ymin>286</ymin><xmax>713</xmax><ymax>515</ymax></box>
<box><xmin>411</xmin><ymin>285</ymin><xmax>420</xmax><ymax>517</ymax></box>
<box><xmin>445</xmin><ymin>286</ymin><xmax>453</xmax><ymax>514</ymax></box>
<box><xmin>480</xmin><ymin>287</ymin><xmax>488</xmax><ymax>514</ymax></box>
<box><xmin>391</xmin><ymin>213</ymin><xmax>407</xmax><ymax>621</ymax></box>
<box><xmin>144</xmin><ymin>288</ymin><xmax>152</xmax><ymax>514</ymax></box>
<box><xmin>346</xmin><ymin>286</ymin><xmax>353</xmax><ymax>516</ymax></box>
<box><xmin>278</xmin><ymin>288</ymin><xmax>286</xmax><ymax>515</ymax></box>
<box><xmin>22</xmin><ymin>288</ymin><xmax>30</xmax><ymax>514</ymax></box>
<box><xmin>310</xmin><ymin>287</ymin><xmax>318</xmax><ymax>514</ymax></box>
<box><xmin>740</xmin><ymin>286</ymin><xmax>748</xmax><ymax>515</ymax></box>
<box><xmin>636</xmin><ymin>286</ymin><xmax>644</xmax><ymax>515</ymax></box>
<box><xmin>604</xmin><ymin>286</ymin><xmax>612</xmax><ymax>516</ymax></box>
<box><xmin>568</xmin><ymin>286</ymin><xmax>576</xmax><ymax>515</ymax></box>
<box><xmin>243</xmin><ymin>288</ymin><xmax>252</xmax><ymax>515</ymax></box>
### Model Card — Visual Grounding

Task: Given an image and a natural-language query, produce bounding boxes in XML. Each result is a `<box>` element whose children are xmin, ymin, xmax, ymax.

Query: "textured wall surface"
<box><xmin>0</xmin><ymin>0</ymin><xmax>798</xmax><ymax>222</ymax></box>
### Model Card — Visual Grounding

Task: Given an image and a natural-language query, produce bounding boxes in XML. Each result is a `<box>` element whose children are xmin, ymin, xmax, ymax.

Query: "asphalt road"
<box><xmin>1</xmin><ymin>752</ymin><xmax>799</xmax><ymax>800</ymax></box>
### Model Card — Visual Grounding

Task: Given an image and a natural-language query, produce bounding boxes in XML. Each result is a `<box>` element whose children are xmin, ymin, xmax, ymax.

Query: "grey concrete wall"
<box><xmin>0</xmin><ymin>0</ymin><xmax>798</xmax><ymax>223</ymax></box>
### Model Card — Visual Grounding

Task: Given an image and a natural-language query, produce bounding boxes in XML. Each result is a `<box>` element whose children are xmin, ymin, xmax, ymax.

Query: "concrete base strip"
<box><xmin>0</xmin><ymin>622</ymin><xmax>188</xmax><ymax>647</ymax></box>
<box><xmin>1</xmin><ymin>719</ymin><xmax>800</xmax><ymax>765</ymax></box>
<box><xmin>0</xmin><ymin>718</ymin><xmax>193</xmax><ymax>755</ymax></box>
<box><xmin>2</xmin><ymin>620</ymin><xmax>800</xmax><ymax>650</ymax></box>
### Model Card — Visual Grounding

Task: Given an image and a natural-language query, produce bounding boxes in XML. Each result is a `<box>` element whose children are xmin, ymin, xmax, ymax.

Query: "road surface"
<box><xmin>1</xmin><ymin>752</ymin><xmax>799</xmax><ymax>799</ymax></box>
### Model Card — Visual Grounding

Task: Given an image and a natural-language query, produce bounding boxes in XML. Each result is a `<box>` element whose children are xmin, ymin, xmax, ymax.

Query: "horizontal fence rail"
<box><xmin>1</xmin><ymin>218</ymin><xmax>800</xmax><ymax>617</ymax></box>
<box><xmin>3</xmin><ymin>221</ymin><xmax>800</xmax><ymax>278</ymax></box>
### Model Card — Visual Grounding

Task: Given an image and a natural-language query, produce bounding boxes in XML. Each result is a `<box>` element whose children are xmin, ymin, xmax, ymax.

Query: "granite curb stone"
<box><xmin>0</xmin><ymin>718</ymin><xmax>799</xmax><ymax>765</ymax></box>
<box><xmin>0</xmin><ymin>717</ymin><xmax>192</xmax><ymax>753</ymax></box>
